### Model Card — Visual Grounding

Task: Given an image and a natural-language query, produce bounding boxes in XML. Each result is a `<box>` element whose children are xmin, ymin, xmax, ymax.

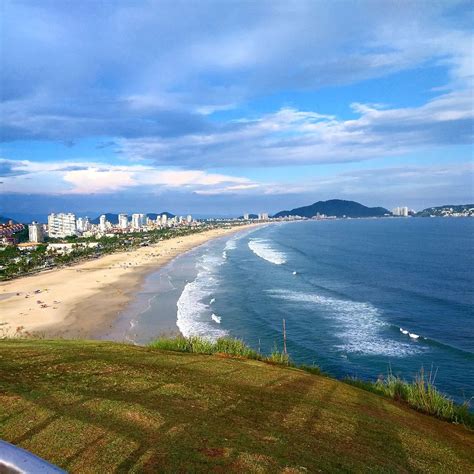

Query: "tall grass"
<box><xmin>346</xmin><ymin>367</ymin><xmax>473</xmax><ymax>429</ymax></box>
<box><xmin>149</xmin><ymin>335</ymin><xmax>259</xmax><ymax>359</ymax></box>
<box><xmin>149</xmin><ymin>336</ymin><xmax>293</xmax><ymax>366</ymax></box>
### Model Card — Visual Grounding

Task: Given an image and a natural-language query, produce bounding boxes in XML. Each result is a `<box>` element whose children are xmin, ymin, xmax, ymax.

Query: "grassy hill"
<box><xmin>0</xmin><ymin>339</ymin><xmax>473</xmax><ymax>473</ymax></box>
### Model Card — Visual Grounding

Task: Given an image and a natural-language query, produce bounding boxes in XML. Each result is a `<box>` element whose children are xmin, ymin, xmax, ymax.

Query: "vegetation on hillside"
<box><xmin>151</xmin><ymin>336</ymin><xmax>472</xmax><ymax>428</ymax></box>
<box><xmin>345</xmin><ymin>372</ymin><xmax>473</xmax><ymax>428</ymax></box>
<box><xmin>0</xmin><ymin>339</ymin><xmax>473</xmax><ymax>473</ymax></box>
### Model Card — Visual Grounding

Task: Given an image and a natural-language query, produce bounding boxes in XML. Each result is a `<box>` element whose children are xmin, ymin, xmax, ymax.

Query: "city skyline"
<box><xmin>1</xmin><ymin>1</ymin><xmax>473</xmax><ymax>219</ymax></box>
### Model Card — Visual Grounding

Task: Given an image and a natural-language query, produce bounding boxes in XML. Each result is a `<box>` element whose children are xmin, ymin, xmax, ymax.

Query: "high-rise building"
<box><xmin>186</xmin><ymin>215</ymin><xmax>193</xmax><ymax>224</ymax></box>
<box><xmin>47</xmin><ymin>213</ymin><xmax>77</xmax><ymax>238</ymax></box>
<box><xmin>258</xmin><ymin>213</ymin><xmax>269</xmax><ymax>220</ymax></box>
<box><xmin>118</xmin><ymin>213</ymin><xmax>128</xmax><ymax>229</ymax></box>
<box><xmin>99</xmin><ymin>214</ymin><xmax>107</xmax><ymax>232</ymax></box>
<box><xmin>161</xmin><ymin>214</ymin><xmax>168</xmax><ymax>225</ymax></box>
<box><xmin>28</xmin><ymin>222</ymin><xmax>44</xmax><ymax>243</ymax></box>
<box><xmin>131</xmin><ymin>213</ymin><xmax>146</xmax><ymax>229</ymax></box>
<box><xmin>243</xmin><ymin>213</ymin><xmax>249</xmax><ymax>220</ymax></box>
<box><xmin>76</xmin><ymin>217</ymin><xmax>90</xmax><ymax>233</ymax></box>
<box><xmin>392</xmin><ymin>206</ymin><xmax>408</xmax><ymax>217</ymax></box>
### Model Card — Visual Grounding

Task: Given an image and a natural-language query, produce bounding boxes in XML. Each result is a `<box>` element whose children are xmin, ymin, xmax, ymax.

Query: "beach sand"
<box><xmin>0</xmin><ymin>225</ymin><xmax>258</xmax><ymax>339</ymax></box>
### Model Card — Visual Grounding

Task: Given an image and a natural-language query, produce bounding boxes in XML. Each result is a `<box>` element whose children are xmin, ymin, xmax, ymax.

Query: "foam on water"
<box><xmin>224</xmin><ymin>239</ymin><xmax>237</xmax><ymax>251</ymax></box>
<box><xmin>268</xmin><ymin>289</ymin><xmax>423</xmax><ymax>356</ymax></box>
<box><xmin>400</xmin><ymin>327</ymin><xmax>422</xmax><ymax>340</ymax></box>
<box><xmin>211</xmin><ymin>313</ymin><xmax>222</xmax><ymax>324</ymax></box>
<box><xmin>177</xmin><ymin>250</ymin><xmax>228</xmax><ymax>340</ymax></box>
<box><xmin>248</xmin><ymin>238</ymin><xmax>287</xmax><ymax>265</ymax></box>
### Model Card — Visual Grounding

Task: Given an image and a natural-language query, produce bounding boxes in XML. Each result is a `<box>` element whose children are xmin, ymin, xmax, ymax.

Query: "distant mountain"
<box><xmin>416</xmin><ymin>204</ymin><xmax>474</xmax><ymax>217</ymax></box>
<box><xmin>90</xmin><ymin>213</ymin><xmax>119</xmax><ymax>224</ymax></box>
<box><xmin>238</xmin><ymin>214</ymin><xmax>259</xmax><ymax>219</ymax></box>
<box><xmin>146</xmin><ymin>212</ymin><xmax>175</xmax><ymax>220</ymax></box>
<box><xmin>273</xmin><ymin>199</ymin><xmax>390</xmax><ymax>218</ymax></box>
<box><xmin>0</xmin><ymin>215</ymin><xmax>18</xmax><ymax>224</ymax></box>
<box><xmin>90</xmin><ymin>212</ymin><xmax>175</xmax><ymax>224</ymax></box>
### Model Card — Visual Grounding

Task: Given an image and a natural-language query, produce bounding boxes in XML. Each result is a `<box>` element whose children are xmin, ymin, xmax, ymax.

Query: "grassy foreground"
<box><xmin>1</xmin><ymin>339</ymin><xmax>473</xmax><ymax>473</ymax></box>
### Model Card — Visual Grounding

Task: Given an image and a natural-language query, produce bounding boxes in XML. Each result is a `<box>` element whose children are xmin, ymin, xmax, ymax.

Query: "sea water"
<box><xmin>116</xmin><ymin>218</ymin><xmax>474</xmax><ymax>402</ymax></box>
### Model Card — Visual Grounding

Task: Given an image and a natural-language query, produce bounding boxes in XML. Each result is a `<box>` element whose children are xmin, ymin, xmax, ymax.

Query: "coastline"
<box><xmin>0</xmin><ymin>224</ymin><xmax>261</xmax><ymax>339</ymax></box>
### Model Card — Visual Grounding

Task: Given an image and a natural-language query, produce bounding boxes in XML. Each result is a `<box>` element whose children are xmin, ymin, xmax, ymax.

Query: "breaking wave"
<box><xmin>248</xmin><ymin>239</ymin><xmax>287</xmax><ymax>265</ymax></box>
<box><xmin>177</xmin><ymin>251</ymin><xmax>227</xmax><ymax>340</ymax></box>
<box><xmin>267</xmin><ymin>289</ymin><xmax>423</xmax><ymax>356</ymax></box>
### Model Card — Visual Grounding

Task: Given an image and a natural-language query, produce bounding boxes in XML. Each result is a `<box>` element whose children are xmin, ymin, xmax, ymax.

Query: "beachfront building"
<box><xmin>118</xmin><ymin>213</ymin><xmax>128</xmax><ymax>229</ymax></box>
<box><xmin>186</xmin><ymin>215</ymin><xmax>193</xmax><ymax>224</ymax></box>
<box><xmin>76</xmin><ymin>217</ymin><xmax>90</xmax><ymax>233</ymax></box>
<box><xmin>47</xmin><ymin>213</ymin><xmax>77</xmax><ymax>238</ymax></box>
<box><xmin>161</xmin><ymin>214</ymin><xmax>168</xmax><ymax>225</ymax></box>
<box><xmin>243</xmin><ymin>213</ymin><xmax>249</xmax><ymax>220</ymax></box>
<box><xmin>258</xmin><ymin>213</ymin><xmax>269</xmax><ymax>221</ymax></box>
<box><xmin>28</xmin><ymin>222</ymin><xmax>44</xmax><ymax>243</ymax></box>
<box><xmin>131</xmin><ymin>213</ymin><xmax>146</xmax><ymax>229</ymax></box>
<box><xmin>392</xmin><ymin>206</ymin><xmax>409</xmax><ymax>217</ymax></box>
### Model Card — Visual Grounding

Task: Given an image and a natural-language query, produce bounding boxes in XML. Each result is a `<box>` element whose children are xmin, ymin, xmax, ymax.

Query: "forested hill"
<box><xmin>274</xmin><ymin>199</ymin><xmax>390</xmax><ymax>218</ymax></box>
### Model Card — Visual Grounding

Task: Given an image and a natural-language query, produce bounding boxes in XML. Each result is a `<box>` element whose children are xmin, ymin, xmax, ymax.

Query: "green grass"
<box><xmin>1</xmin><ymin>339</ymin><xmax>473</xmax><ymax>473</ymax></box>
<box><xmin>151</xmin><ymin>336</ymin><xmax>472</xmax><ymax>428</ymax></box>
<box><xmin>345</xmin><ymin>368</ymin><xmax>474</xmax><ymax>429</ymax></box>
<box><xmin>149</xmin><ymin>335</ymin><xmax>293</xmax><ymax>366</ymax></box>
<box><xmin>149</xmin><ymin>335</ymin><xmax>260</xmax><ymax>359</ymax></box>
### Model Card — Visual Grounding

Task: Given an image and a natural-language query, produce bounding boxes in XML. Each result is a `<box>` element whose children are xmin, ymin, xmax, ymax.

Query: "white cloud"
<box><xmin>0</xmin><ymin>159</ymin><xmax>258</xmax><ymax>195</ymax></box>
<box><xmin>62</xmin><ymin>168</ymin><xmax>136</xmax><ymax>194</ymax></box>
<box><xmin>118</xmin><ymin>87</ymin><xmax>473</xmax><ymax>168</ymax></box>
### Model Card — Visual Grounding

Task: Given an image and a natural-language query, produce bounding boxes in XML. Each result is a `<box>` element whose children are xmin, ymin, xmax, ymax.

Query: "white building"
<box><xmin>47</xmin><ymin>213</ymin><xmax>77</xmax><ymax>238</ymax></box>
<box><xmin>161</xmin><ymin>214</ymin><xmax>168</xmax><ymax>225</ymax></box>
<box><xmin>118</xmin><ymin>213</ymin><xmax>128</xmax><ymax>229</ymax></box>
<box><xmin>28</xmin><ymin>222</ymin><xmax>44</xmax><ymax>243</ymax></box>
<box><xmin>131</xmin><ymin>213</ymin><xmax>146</xmax><ymax>229</ymax></box>
<box><xmin>243</xmin><ymin>213</ymin><xmax>249</xmax><ymax>220</ymax></box>
<box><xmin>76</xmin><ymin>217</ymin><xmax>90</xmax><ymax>233</ymax></box>
<box><xmin>186</xmin><ymin>215</ymin><xmax>193</xmax><ymax>224</ymax></box>
<box><xmin>258</xmin><ymin>213</ymin><xmax>269</xmax><ymax>221</ymax></box>
<box><xmin>392</xmin><ymin>206</ymin><xmax>408</xmax><ymax>217</ymax></box>
<box><xmin>99</xmin><ymin>214</ymin><xmax>107</xmax><ymax>232</ymax></box>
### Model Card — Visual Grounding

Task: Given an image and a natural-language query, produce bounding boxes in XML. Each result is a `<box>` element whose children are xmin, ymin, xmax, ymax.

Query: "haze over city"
<box><xmin>1</xmin><ymin>0</ymin><xmax>473</xmax><ymax>221</ymax></box>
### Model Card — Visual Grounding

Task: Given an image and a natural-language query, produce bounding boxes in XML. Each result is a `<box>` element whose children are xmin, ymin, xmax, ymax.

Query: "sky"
<box><xmin>1</xmin><ymin>0</ymin><xmax>473</xmax><ymax>220</ymax></box>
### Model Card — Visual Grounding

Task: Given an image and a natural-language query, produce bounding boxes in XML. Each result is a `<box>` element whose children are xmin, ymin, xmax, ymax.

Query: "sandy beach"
<box><xmin>0</xmin><ymin>225</ymin><xmax>259</xmax><ymax>339</ymax></box>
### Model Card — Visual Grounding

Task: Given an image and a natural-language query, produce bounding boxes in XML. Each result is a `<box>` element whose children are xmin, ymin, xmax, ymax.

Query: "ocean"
<box><xmin>113</xmin><ymin>218</ymin><xmax>474</xmax><ymax>402</ymax></box>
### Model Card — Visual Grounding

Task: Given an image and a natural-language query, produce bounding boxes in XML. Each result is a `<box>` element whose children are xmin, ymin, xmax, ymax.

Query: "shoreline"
<box><xmin>0</xmin><ymin>224</ymin><xmax>261</xmax><ymax>339</ymax></box>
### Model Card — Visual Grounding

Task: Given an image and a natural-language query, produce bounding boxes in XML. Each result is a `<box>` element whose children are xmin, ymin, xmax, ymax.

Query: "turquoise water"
<box><xmin>118</xmin><ymin>218</ymin><xmax>474</xmax><ymax>402</ymax></box>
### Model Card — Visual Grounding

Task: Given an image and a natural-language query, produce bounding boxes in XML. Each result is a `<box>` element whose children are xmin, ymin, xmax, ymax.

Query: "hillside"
<box><xmin>274</xmin><ymin>199</ymin><xmax>390</xmax><ymax>218</ymax></box>
<box><xmin>416</xmin><ymin>204</ymin><xmax>474</xmax><ymax>217</ymax></box>
<box><xmin>0</xmin><ymin>340</ymin><xmax>472</xmax><ymax>472</ymax></box>
<box><xmin>0</xmin><ymin>215</ymin><xmax>17</xmax><ymax>224</ymax></box>
<box><xmin>90</xmin><ymin>212</ymin><xmax>175</xmax><ymax>224</ymax></box>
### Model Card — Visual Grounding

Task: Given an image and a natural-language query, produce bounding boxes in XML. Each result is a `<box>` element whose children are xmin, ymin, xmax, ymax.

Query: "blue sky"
<box><xmin>1</xmin><ymin>0</ymin><xmax>473</xmax><ymax>220</ymax></box>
